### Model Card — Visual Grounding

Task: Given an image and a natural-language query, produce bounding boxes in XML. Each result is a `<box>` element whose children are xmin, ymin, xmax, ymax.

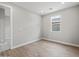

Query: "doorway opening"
<box><xmin>0</xmin><ymin>3</ymin><xmax>13</xmax><ymax>51</ymax></box>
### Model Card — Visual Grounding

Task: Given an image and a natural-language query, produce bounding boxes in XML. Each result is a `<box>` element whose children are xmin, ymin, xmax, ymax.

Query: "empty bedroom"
<box><xmin>0</xmin><ymin>2</ymin><xmax>79</xmax><ymax>57</ymax></box>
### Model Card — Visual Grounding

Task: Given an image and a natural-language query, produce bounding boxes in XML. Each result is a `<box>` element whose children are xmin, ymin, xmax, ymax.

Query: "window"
<box><xmin>51</xmin><ymin>15</ymin><xmax>61</xmax><ymax>31</ymax></box>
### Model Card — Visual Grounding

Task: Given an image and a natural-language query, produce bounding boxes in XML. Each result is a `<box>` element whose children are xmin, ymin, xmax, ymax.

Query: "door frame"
<box><xmin>0</xmin><ymin>3</ymin><xmax>13</xmax><ymax>49</ymax></box>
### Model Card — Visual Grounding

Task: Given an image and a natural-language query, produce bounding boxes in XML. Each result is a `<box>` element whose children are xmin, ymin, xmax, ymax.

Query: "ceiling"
<box><xmin>13</xmin><ymin>2</ymin><xmax>79</xmax><ymax>15</ymax></box>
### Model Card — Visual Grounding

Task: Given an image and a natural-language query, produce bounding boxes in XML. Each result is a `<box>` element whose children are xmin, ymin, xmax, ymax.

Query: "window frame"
<box><xmin>51</xmin><ymin>15</ymin><xmax>61</xmax><ymax>31</ymax></box>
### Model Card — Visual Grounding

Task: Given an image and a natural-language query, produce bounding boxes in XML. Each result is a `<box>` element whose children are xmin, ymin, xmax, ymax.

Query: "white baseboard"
<box><xmin>42</xmin><ymin>37</ymin><xmax>79</xmax><ymax>48</ymax></box>
<box><xmin>11</xmin><ymin>39</ymin><xmax>40</xmax><ymax>49</ymax></box>
<box><xmin>11</xmin><ymin>37</ymin><xmax>79</xmax><ymax>49</ymax></box>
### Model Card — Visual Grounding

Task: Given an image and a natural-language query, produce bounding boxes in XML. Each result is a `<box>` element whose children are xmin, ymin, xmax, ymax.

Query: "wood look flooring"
<box><xmin>0</xmin><ymin>40</ymin><xmax>79</xmax><ymax>57</ymax></box>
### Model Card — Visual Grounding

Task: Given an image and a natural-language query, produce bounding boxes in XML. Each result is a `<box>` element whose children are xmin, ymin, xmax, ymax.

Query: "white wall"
<box><xmin>42</xmin><ymin>5</ymin><xmax>79</xmax><ymax>45</ymax></box>
<box><xmin>2</xmin><ymin>3</ymin><xmax>41</xmax><ymax>48</ymax></box>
